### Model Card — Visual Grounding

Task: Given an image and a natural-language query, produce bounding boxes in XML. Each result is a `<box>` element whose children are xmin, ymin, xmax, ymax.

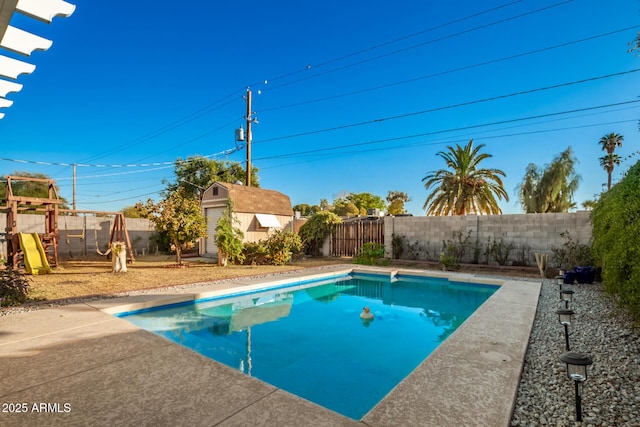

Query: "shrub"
<box><xmin>215</xmin><ymin>202</ymin><xmax>245</xmax><ymax>266</ymax></box>
<box><xmin>354</xmin><ymin>243</ymin><xmax>386</xmax><ymax>265</ymax></box>
<box><xmin>0</xmin><ymin>268</ymin><xmax>31</xmax><ymax>306</ymax></box>
<box><xmin>391</xmin><ymin>234</ymin><xmax>404</xmax><ymax>259</ymax></box>
<box><xmin>242</xmin><ymin>241</ymin><xmax>269</xmax><ymax>265</ymax></box>
<box><xmin>513</xmin><ymin>243</ymin><xmax>532</xmax><ymax>266</ymax></box>
<box><xmin>263</xmin><ymin>230</ymin><xmax>302</xmax><ymax>265</ymax></box>
<box><xmin>489</xmin><ymin>238</ymin><xmax>515</xmax><ymax>266</ymax></box>
<box><xmin>592</xmin><ymin>160</ymin><xmax>640</xmax><ymax>320</ymax></box>
<box><xmin>242</xmin><ymin>231</ymin><xmax>302</xmax><ymax>266</ymax></box>
<box><xmin>440</xmin><ymin>230</ymin><xmax>472</xmax><ymax>268</ymax></box>
<box><xmin>551</xmin><ymin>231</ymin><xmax>593</xmax><ymax>270</ymax></box>
<box><xmin>298</xmin><ymin>211</ymin><xmax>342</xmax><ymax>256</ymax></box>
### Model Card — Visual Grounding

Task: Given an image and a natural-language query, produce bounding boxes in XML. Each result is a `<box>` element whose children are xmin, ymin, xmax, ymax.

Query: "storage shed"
<box><xmin>199</xmin><ymin>182</ymin><xmax>294</xmax><ymax>258</ymax></box>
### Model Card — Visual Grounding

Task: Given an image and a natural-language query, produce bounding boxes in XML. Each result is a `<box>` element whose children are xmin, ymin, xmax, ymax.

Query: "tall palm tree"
<box><xmin>599</xmin><ymin>153</ymin><xmax>622</xmax><ymax>190</ymax></box>
<box><xmin>599</xmin><ymin>133</ymin><xmax>623</xmax><ymax>154</ymax></box>
<box><xmin>422</xmin><ymin>140</ymin><xmax>508</xmax><ymax>215</ymax></box>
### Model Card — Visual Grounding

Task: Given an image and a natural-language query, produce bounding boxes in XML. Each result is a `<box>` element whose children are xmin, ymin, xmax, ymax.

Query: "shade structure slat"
<box><xmin>0</xmin><ymin>54</ymin><xmax>35</xmax><ymax>79</ymax></box>
<box><xmin>16</xmin><ymin>0</ymin><xmax>75</xmax><ymax>23</ymax></box>
<box><xmin>1</xmin><ymin>25</ymin><xmax>52</xmax><ymax>56</ymax></box>
<box><xmin>0</xmin><ymin>78</ymin><xmax>22</xmax><ymax>97</ymax></box>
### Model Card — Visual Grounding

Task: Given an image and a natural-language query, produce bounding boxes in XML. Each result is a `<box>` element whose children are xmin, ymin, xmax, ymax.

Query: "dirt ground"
<box><xmin>19</xmin><ymin>255</ymin><xmax>347</xmax><ymax>302</ymax></box>
<box><xmin>15</xmin><ymin>255</ymin><xmax>542</xmax><ymax>304</ymax></box>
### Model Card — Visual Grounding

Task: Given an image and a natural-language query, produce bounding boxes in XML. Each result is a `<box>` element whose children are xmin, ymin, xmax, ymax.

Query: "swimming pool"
<box><xmin>118</xmin><ymin>271</ymin><xmax>498</xmax><ymax>420</ymax></box>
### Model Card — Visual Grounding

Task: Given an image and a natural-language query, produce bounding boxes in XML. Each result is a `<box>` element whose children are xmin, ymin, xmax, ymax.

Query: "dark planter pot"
<box><xmin>594</xmin><ymin>266</ymin><xmax>602</xmax><ymax>282</ymax></box>
<box><xmin>574</xmin><ymin>266</ymin><xmax>595</xmax><ymax>284</ymax></box>
<box><xmin>564</xmin><ymin>271</ymin><xmax>576</xmax><ymax>285</ymax></box>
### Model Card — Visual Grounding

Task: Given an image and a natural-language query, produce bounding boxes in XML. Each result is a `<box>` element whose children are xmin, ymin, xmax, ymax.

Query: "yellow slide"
<box><xmin>18</xmin><ymin>233</ymin><xmax>51</xmax><ymax>275</ymax></box>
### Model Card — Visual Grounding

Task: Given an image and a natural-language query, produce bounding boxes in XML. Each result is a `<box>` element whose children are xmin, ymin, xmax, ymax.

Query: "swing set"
<box><xmin>3</xmin><ymin>175</ymin><xmax>135</xmax><ymax>271</ymax></box>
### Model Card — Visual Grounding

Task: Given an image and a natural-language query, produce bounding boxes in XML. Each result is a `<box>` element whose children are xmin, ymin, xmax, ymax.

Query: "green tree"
<box><xmin>599</xmin><ymin>153</ymin><xmax>622</xmax><ymax>190</ymax></box>
<box><xmin>319</xmin><ymin>198</ymin><xmax>331</xmax><ymax>211</ymax></box>
<box><xmin>292</xmin><ymin>203</ymin><xmax>319</xmax><ymax>217</ymax></box>
<box><xmin>597</xmin><ymin>133</ymin><xmax>623</xmax><ymax>190</ymax></box>
<box><xmin>333</xmin><ymin>199</ymin><xmax>359</xmax><ymax>217</ymax></box>
<box><xmin>298</xmin><ymin>211</ymin><xmax>342</xmax><ymax>255</ymax></box>
<box><xmin>333</xmin><ymin>192</ymin><xmax>386</xmax><ymax>216</ymax></box>
<box><xmin>164</xmin><ymin>156</ymin><xmax>259</xmax><ymax>201</ymax></box>
<box><xmin>422</xmin><ymin>139</ymin><xmax>508</xmax><ymax>215</ymax></box>
<box><xmin>581</xmin><ymin>199</ymin><xmax>597</xmax><ymax>210</ymax></box>
<box><xmin>138</xmin><ymin>188</ymin><xmax>207</xmax><ymax>265</ymax></box>
<box><xmin>518</xmin><ymin>147</ymin><xmax>580</xmax><ymax>213</ymax></box>
<box><xmin>121</xmin><ymin>205</ymin><xmax>143</xmax><ymax>218</ymax></box>
<box><xmin>386</xmin><ymin>190</ymin><xmax>411</xmax><ymax>215</ymax></box>
<box><xmin>0</xmin><ymin>172</ymin><xmax>69</xmax><ymax>210</ymax></box>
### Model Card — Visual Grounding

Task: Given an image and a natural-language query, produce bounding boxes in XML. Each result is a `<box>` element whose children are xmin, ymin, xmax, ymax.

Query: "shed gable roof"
<box><xmin>208</xmin><ymin>182</ymin><xmax>293</xmax><ymax>216</ymax></box>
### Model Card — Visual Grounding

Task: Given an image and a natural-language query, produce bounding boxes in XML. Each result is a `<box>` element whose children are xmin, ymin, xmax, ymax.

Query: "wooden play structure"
<box><xmin>3</xmin><ymin>175</ymin><xmax>135</xmax><ymax>272</ymax></box>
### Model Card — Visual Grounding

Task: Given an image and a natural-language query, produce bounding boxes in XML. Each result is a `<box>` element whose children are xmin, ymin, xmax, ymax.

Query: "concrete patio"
<box><xmin>0</xmin><ymin>266</ymin><xmax>540</xmax><ymax>426</ymax></box>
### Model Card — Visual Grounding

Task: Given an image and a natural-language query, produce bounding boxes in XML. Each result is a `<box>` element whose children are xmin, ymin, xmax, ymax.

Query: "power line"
<box><xmin>254</xmin><ymin>100</ymin><xmax>640</xmax><ymax>161</ymax></box>
<box><xmin>256</xmin><ymin>69</ymin><xmax>640</xmax><ymax>143</ymax></box>
<box><xmin>246</xmin><ymin>0</ymin><xmax>526</xmax><ymax>87</ymax></box>
<box><xmin>264</xmin><ymin>0</ymin><xmax>576</xmax><ymax>92</ymax></box>
<box><xmin>261</xmin><ymin>25</ymin><xmax>639</xmax><ymax>112</ymax></box>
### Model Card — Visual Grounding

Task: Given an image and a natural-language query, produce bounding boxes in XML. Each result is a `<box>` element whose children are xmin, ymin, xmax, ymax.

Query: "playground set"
<box><xmin>3</xmin><ymin>175</ymin><xmax>135</xmax><ymax>274</ymax></box>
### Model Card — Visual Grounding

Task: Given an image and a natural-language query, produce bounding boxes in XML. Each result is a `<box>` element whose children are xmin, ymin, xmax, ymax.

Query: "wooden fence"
<box><xmin>331</xmin><ymin>218</ymin><xmax>384</xmax><ymax>257</ymax></box>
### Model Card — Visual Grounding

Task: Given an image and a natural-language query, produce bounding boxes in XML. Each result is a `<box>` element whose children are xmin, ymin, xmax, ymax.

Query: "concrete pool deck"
<box><xmin>0</xmin><ymin>266</ymin><xmax>541</xmax><ymax>426</ymax></box>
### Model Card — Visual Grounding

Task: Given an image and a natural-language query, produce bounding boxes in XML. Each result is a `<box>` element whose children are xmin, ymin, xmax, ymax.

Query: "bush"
<box><xmin>592</xmin><ymin>160</ymin><xmax>640</xmax><ymax>320</ymax></box>
<box><xmin>354</xmin><ymin>243</ymin><xmax>386</xmax><ymax>265</ymax></box>
<box><xmin>242</xmin><ymin>231</ymin><xmax>302</xmax><ymax>266</ymax></box>
<box><xmin>242</xmin><ymin>242</ymin><xmax>269</xmax><ymax>265</ymax></box>
<box><xmin>263</xmin><ymin>230</ymin><xmax>302</xmax><ymax>266</ymax></box>
<box><xmin>298</xmin><ymin>211</ymin><xmax>342</xmax><ymax>256</ymax></box>
<box><xmin>391</xmin><ymin>234</ymin><xmax>404</xmax><ymax>259</ymax></box>
<box><xmin>0</xmin><ymin>268</ymin><xmax>31</xmax><ymax>306</ymax></box>
<box><xmin>489</xmin><ymin>238</ymin><xmax>515</xmax><ymax>266</ymax></box>
<box><xmin>551</xmin><ymin>231</ymin><xmax>593</xmax><ymax>270</ymax></box>
<box><xmin>439</xmin><ymin>230</ymin><xmax>471</xmax><ymax>269</ymax></box>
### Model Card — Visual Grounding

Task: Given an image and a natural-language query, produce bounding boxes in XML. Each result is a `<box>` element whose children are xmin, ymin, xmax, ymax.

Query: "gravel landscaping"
<box><xmin>510</xmin><ymin>279</ymin><xmax>640</xmax><ymax>427</ymax></box>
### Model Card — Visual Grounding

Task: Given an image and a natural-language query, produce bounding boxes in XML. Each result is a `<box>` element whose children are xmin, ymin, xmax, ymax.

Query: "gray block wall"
<box><xmin>384</xmin><ymin>211</ymin><xmax>592</xmax><ymax>266</ymax></box>
<box><xmin>0</xmin><ymin>213</ymin><xmax>156</xmax><ymax>259</ymax></box>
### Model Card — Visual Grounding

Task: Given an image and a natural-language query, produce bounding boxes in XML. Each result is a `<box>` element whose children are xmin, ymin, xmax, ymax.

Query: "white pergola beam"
<box><xmin>0</xmin><ymin>78</ymin><xmax>23</xmax><ymax>97</ymax></box>
<box><xmin>0</xmin><ymin>54</ymin><xmax>35</xmax><ymax>79</ymax></box>
<box><xmin>1</xmin><ymin>25</ymin><xmax>52</xmax><ymax>56</ymax></box>
<box><xmin>16</xmin><ymin>0</ymin><xmax>75</xmax><ymax>24</ymax></box>
<box><xmin>0</xmin><ymin>97</ymin><xmax>14</xmax><ymax>108</ymax></box>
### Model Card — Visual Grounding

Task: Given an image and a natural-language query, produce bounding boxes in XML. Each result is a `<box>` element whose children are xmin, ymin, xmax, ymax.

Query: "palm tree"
<box><xmin>599</xmin><ymin>153</ymin><xmax>622</xmax><ymax>190</ymax></box>
<box><xmin>598</xmin><ymin>133</ymin><xmax>623</xmax><ymax>154</ymax></box>
<box><xmin>422</xmin><ymin>139</ymin><xmax>508</xmax><ymax>215</ymax></box>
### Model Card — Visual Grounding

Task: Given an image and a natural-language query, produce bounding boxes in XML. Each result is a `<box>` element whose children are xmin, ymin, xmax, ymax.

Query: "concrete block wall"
<box><xmin>385</xmin><ymin>211</ymin><xmax>592</xmax><ymax>266</ymax></box>
<box><xmin>0</xmin><ymin>213</ymin><xmax>156</xmax><ymax>259</ymax></box>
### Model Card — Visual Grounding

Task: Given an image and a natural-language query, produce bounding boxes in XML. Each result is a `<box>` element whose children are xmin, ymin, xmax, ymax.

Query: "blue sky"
<box><xmin>1</xmin><ymin>0</ymin><xmax>638</xmax><ymax>215</ymax></box>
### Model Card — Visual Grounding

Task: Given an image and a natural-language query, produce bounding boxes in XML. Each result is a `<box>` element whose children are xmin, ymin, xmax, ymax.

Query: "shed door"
<box><xmin>205</xmin><ymin>208</ymin><xmax>223</xmax><ymax>255</ymax></box>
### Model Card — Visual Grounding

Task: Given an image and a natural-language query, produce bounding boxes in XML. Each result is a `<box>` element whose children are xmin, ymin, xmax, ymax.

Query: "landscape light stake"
<box><xmin>555</xmin><ymin>309</ymin><xmax>574</xmax><ymax>351</ymax></box>
<box><xmin>560</xmin><ymin>289</ymin><xmax>574</xmax><ymax>309</ymax></box>
<box><xmin>560</xmin><ymin>352</ymin><xmax>593</xmax><ymax>423</ymax></box>
<box><xmin>555</xmin><ymin>275</ymin><xmax>564</xmax><ymax>290</ymax></box>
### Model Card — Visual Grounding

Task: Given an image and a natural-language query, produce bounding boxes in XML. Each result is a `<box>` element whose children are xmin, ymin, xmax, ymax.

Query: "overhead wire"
<box><xmin>263</xmin><ymin>0</ymin><xmax>577</xmax><ymax>92</ymax></box>
<box><xmin>255</xmin><ymin>68</ymin><xmax>640</xmax><ymax>144</ymax></box>
<box><xmin>260</xmin><ymin>25</ymin><xmax>639</xmax><ymax>112</ymax></box>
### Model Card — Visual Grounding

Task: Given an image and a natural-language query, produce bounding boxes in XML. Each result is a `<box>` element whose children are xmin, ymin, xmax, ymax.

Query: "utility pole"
<box><xmin>72</xmin><ymin>163</ymin><xmax>77</xmax><ymax>214</ymax></box>
<box><xmin>245</xmin><ymin>88</ymin><xmax>252</xmax><ymax>187</ymax></box>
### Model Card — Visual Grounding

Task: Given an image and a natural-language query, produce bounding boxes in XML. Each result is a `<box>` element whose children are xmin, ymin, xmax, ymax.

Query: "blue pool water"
<box><xmin>119</xmin><ymin>273</ymin><xmax>498</xmax><ymax>420</ymax></box>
